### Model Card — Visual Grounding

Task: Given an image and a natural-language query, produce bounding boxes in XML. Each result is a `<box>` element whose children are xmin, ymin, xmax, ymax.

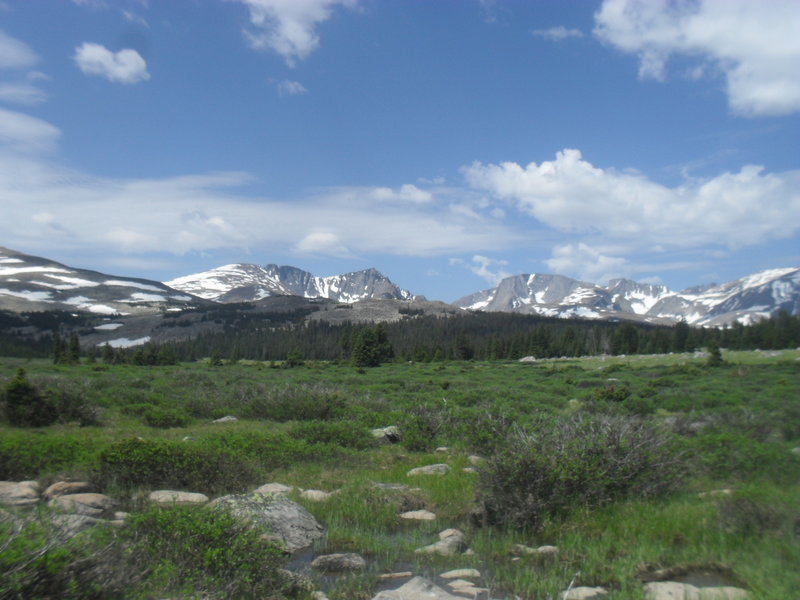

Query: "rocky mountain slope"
<box><xmin>0</xmin><ymin>247</ymin><xmax>206</xmax><ymax>316</ymax></box>
<box><xmin>165</xmin><ymin>263</ymin><xmax>414</xmax><ymax>303</ymax></box>
<box><xmin>454</xmin><ymin>268</ymin><xmax>800</xmax><ymax>326</ymax></box>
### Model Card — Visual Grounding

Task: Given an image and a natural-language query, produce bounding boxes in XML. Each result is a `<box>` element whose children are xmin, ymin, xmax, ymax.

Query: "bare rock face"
<box><xmin>0</xmin><ymin>481</ymin><xmax>40</xmax><ymax>507</ymax></box>
<box><xmin>372</xmin><ymin>576</ymin><xmax>464</xmax><ymax>600</ymax></box>
<box><xmin>209</xmin><ymin>492</ymin><xmax>324</xmax><ymax>552</ymax></box>
<box><xmin>48</xmin><ymin>493</ymin><xmax>114</xmax><ymax>516</ymax></box>
<box><xmin>310</xmin><ymin>553</ymin><xmax>367</xmax><ymax>572</ymax></box>
<box><xmin>148</xmin><ymin>490</ymin><xmax>209</xmax><ymax>505</ymax></box>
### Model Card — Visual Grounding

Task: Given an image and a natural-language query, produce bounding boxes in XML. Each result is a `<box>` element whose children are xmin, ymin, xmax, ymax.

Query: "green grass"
<box><xmin>1</xmin><ymin>351</ymin><xmax>798</xmax><ymax>598</ymax></box>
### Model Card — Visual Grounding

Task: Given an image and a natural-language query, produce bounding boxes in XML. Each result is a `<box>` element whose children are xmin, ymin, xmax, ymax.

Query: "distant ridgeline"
<box><xmin>2</xmin><ymin>306</ymin><xmax>798</xmax><ymax>363</ymax></box>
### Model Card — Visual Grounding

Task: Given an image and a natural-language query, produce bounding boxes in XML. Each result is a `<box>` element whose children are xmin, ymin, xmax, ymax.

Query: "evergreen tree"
<box><xmin>4</xmin><ymin>368</ymin><xmax>56</xmax><ymax>427</ymax></box>
<box><xmin>52</xmin><ymin>332</ymin><xmax>63</xmax><ymax>364</ymax></box>
<box><xmin>67</xmin><ymin>333</ymin><xmax>81</xmax><ymax>364</ymax></box>
<box><xmin>352</xmin><ymin>324</ymin><xmax>394</xmax><ymax>367</ymax></box>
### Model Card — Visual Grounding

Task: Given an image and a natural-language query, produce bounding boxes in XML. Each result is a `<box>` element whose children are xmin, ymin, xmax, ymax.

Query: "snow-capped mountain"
<box><xmin>165</xmin><ymin>264</ymin><xmax>414</xmax><ymax>304</ymax></box>
<box><xmin>0</xmin><ymin>247</ymin><xmax>205</xmax><ymax>316</ymax></box>
<box><xmin>455</xmin><ymin>267</ymin><xmax>800</xmax><ymax>326</ymax></box>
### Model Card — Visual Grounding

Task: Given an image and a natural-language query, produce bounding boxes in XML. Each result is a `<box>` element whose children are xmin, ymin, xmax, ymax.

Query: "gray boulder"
<box><xmin>372</xmin><ymin>576</ymin><xmax>464</xmax><ymax>600</ymax></box>
<box><xmin>148</xmin><ymin>490</ymin><xmax>209</xmax><ymax>505</ymax></box>
<box><xmin>310</xmin><ymin>553</ymin><xmax>367</xmax><ymax>572</ymax></box>
<box><xmin>0</xmin><ymin>480</ymin><xmax>40</xmax><ymax>507</ymax></box>
<box><xmin>372</xmin><ymin>426</ymin><xmax>401</xmax><ymax>444</ymax></box>
<box><xmin>48</xmin><ymin>493</ymin><xmax>114</xmax><ymax>516</ymax></box>
<box><xmin>415</xmin><ymin>529</ymin><xmax>468</xmax><ymax>556</ymax></box>
<box><xmin>209</xmin><ymin>492</ymin><xmax>324</xmax><ymax>552</ymax></box>
<box><xmin>407</xmin><ymin>464</ymin><xmax>450</xmax><ymax>477</ymax></box>
<box><xmin>564</xmin><ymin>587</ymin><xmax>608</xmax><ymax>599</ymax></box>
<box><xmin>43</xmin><ymin>481</ymin><xmax>92</xmax><ymax>501</ymax></box>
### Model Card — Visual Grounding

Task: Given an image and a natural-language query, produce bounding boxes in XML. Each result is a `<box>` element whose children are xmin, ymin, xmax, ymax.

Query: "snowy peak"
<box><xmin>165</xmin><ymin>263</ymin><xmax>413</xmax><ymax>304</ymax></box>
<box><xmin>455</xmin><ymin>267</ymin><xmax>800</xmax><ymax>326</ymax></box>
<box><xmin>0</xmin><ymin>247</ymin><xmax>203</xmax><ymax>315</ymax></box>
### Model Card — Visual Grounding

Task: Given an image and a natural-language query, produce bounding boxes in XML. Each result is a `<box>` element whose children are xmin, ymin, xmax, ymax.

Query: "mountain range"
<box><xmin>1</xmin><ymin>246</ymin><xmax>798</xmax><ymax>331</ymax></box>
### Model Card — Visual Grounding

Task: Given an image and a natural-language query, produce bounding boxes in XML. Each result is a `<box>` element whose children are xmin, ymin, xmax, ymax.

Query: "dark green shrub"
<box><xmin>591</xmin><ymin>383</ymin><xmax>631</xmax><ymax>403</ymax></box>
<box><xmin>289</xmin><ymin>420</ymin><xmax>376</xmax><ymax>450</ymax></box>
<box><xmin>717</xmin><ymin>486</ymin><xmax>800</xmax><ymax>537</ymax></box>
<box><xmin>0</xmin><ymin>431</ymin><xmax>101</xmax><ymax>480</ymax></box>
<box><xmin>400</xmin><ymin>405</ymin><xmax>455</xmax><ymax>452</ymax></box>
<box><xmin>476</xmin><ymin>415</ymin><xmax>682</xmax><ymax>531</ymax></box>
<box><xmin>121</xmin><ymin>505</ymin><xmax>291</xmax><ymax>599</ymax></box>
<box><xmin>239</xmin><ymin>385</ymin><xmax>347</xmax><ymax>421</ymax></box>
<box><xmin>95</xmin><ymin>438</ymin><xmax>259</xmax><ymax>494</ymax></box>
<box><xmin>143</xmin><ymin>406</ymin><xmax>190</xmax><ymax>428</ymax></box>
<box><xmin>3</xmin><ymin>368</ymin><xmax>57</xmax><ymax>427</ymax></box>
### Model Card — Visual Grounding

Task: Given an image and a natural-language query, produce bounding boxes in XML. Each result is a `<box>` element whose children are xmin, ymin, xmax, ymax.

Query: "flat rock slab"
<box><xmin>310</xmin><ymin>553</ymin><xmax>367</xmax><ymax>572</ymax></box>
<box><xmin>644</xmin><ymin>582</ymin><xmax>748</xmax><ymax>599</ymax></box>
<box><xmin>400</xmin><ymin>509</ymin><xmax>436</xmax><ymax>521</ymax></box>
<box><xmin>149</xmin><ymin>490</ymin><xmax>209</xmax><ymax>505</ymax></box>
<box><xmin>512</xmin><ymin>543</ymin><xmax>559</xmax><ymax>558</ymax></box>
<box><xmin>49</xmin><ymin>493</ymin><xmax>114</xmax><ymax>516</ymax></box>
<box><xmin>440</xmin><ymin>569</ymin><xmax>481</xmax><ymax>580</ymax></box>
<box><xmin>0</xmin><ymin>481</ymin><xmax>40</xmax><ymax>507</ymax></box>
<box><xmin>564</xmin><ymin>587</ymin><xmax>609</xmax><ymax>599</ymax></box>
<box><xmin>372</xmin><ymin>576</ymin><xmax>464</xmax><ymax>600</ymax></box>
<box><xmin>407</xmin><ymin>464</ymin><xmax>450</xmax><ymax>477</ymax></box>
<box><xmin>43</xmin><ymin>481</ymin><xmax>92</xmax><ymax>501</ymax></box>
<box><xmin>254</xmin><ymin>482</ymin><xmax>294</xmax><ymax>495</ymax></box>
<box><xmin>210</xmin><ymin>492</ymin><xmax>324</xmax><ymax>553</ymax></box>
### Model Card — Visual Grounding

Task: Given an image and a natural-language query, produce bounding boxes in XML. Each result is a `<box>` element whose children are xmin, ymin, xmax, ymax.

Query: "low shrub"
<box><xmin>717</xmin><ymin>485</ymin><xmax>800</xmax><ymax>537</ymax></box>
<box><xmin>476</xmin><ymin>414</ymin><xmax>683</xmax><ymax>531</ymax></box>
<box><xmin>0</xmin><ymin>431</ymin><xmax>101</xmax><ymax>480</ymax></box>
<box><xmin>2</xmin><ymin>368</ymin><xmax>57</xmax><ymax>427</ymax></box>
<box><xmin>142</xmin><ymin>406</ymin><xmax>190</xmax><ymax>428</ymax></box>
<box><xmin>399</xmin><ymin>405</ymin><xmax>455</xmax><ymax>452</ymax></box>
<box><xmin>289</xmin><ymin>420</ymin><xmax>376</xmax><ymax>450</ymax></box>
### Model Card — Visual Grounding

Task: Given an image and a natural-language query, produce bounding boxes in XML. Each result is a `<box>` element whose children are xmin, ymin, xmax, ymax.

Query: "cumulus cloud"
<box><xmin>0</xmin><ymin>107</ymin><xmax>60</xmax><ymax>152</ymax></box>
<box><xmin>546</xmin><ymin>243</ymin><xmax>631</xmax><ymax>284</ymax></box>
<box><xmin>531</xmin><ymin>26</ymin><xmax>584</xmax><ymax>41</ymax></box>
<box><xmin>73</xmin><ymin>42</ymin><xmax>150</xmax><ymax>84</ymax></box>
<box><xmin>276</xmin><ymin>79</ymin><xmax>308</xmax><ymax>96</ymax></box>
<box><xmin>463</xmin><ymin>148</ymin><xmax>800</xmax><ymax>251</ymax></box>
<box><xmin>240</xmin><ymin>0</ymin><xmax>357</xmax><ymax>66</ymax></box>
<box><xmin>469</xmin><ymin>255</ymin><xmax>512</xmax><ymax>286</ymax></box>
<box><xmin>594</xmin><ymin>0</ymin><xmax>800</xmax><ymax>116</ymax></box>
<box><xmin>0</xmin><ymin>30</ymin><xmax>38</xmax><ymax>70</ymax></box>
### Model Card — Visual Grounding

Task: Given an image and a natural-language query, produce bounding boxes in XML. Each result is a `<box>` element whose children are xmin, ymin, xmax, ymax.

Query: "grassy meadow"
<box><xmin>1</xmin><ymin>349</ymin><xmax>799</xmax><ymax>599</ymax></box>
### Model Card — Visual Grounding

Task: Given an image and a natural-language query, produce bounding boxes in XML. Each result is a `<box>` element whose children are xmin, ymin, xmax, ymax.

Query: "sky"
<box><xmin>0</xmin><ymin>0</ymin><xmax>798</xmax><ymax>302</ymax></box>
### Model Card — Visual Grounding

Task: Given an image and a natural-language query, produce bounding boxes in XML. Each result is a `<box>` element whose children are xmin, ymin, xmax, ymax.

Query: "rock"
<box><xmin>379</xmin><ymin>572</ymin><xmax>413</xmax><ymax>580</ymax></box>
<box><xmin>50</xmin><ymin>514</ymin><xmax>102</xmax><ymax>538</ymax></box>
<box><xmin>49</xmin><ymin>493</ymin><xmax>114</xmax><ymax>516</ymax></box>
<box><xmin>310</xmin><ymin>553</ymin><xmax>367</xmax><ymax>572</ymax></box>
<box><xmin>113</xmin><ymin>511</ymin><xmax>129</xmax><ymax>520</ymax></box>
<box><xmin>415</xmin><ymin>529</ymin><xmax>468</xmax><ymax>556</ymax></box>
<box><xmin>212</xmin><ymin>415</ymin><xmax>237</xmax><ymax>423</ymax></box>
<box><xmin>43</xmin><ymin>481</ymin><xmax>92</xmax><ymax>501</ymax></box>
<box><xmin>372</xmin><ymin>576</ymin><xmax>464</xmax><ymax>600</ymax></box>
<box><xmin>407</xmin><ymin>464</ymin><xmax>450</xmax><ymax>477</ymax></box>
<box><xmin>148</xmin><ymin>490</ymin><xmax>209</xmax><ymax>505</ymax></box>
<box><xmin>372</xmin><ymin>426</ymin><xmax>401</xmax><ymax>444</ymax></box>
<box><xmin>462</xmin><ymin>467</ymin><xmax>478</xmax><ymax>474</ymax></box>
<box><xmin>467</xmin><ymin>455</ymin><xmax>484</xmax><ymax>466</ymax></box>
<box><xmin>0</xmin><ymin>480</ymin><xmax>40</xmax><ymax>507</ymax></box>
<box><xmin>440</xmin><ymin>568</ymin><xmax>480</xmax><ymax>580</ymax></box>
<box><xmin>435</xmin><ymin>446</ymin><xmax>450</xmax><ymax>453</ymax></box>
<box><xmin>446</xmin><ymin>580</ymin><xmax>489</xmax><ymax>600</ymax></box>
<box><xmin>312</xmin><ymin>592</ymin><xmax>330</xmax><ymax>600</ymax></box>
<box><xmin>209</xmin><ymin>492</ymin><xmax>324</xmax><ymax>552</ymax></box>
<box><xmin>519</xmin><ymin>356</ymin><xmax>537</xmax><ymax>363</ymax></box>
<box><xmin>253</xmin><ymin>482</ymin><xmax>294</xmax><ymax>496</ymax></box>
<box><xmin>512</xmin><ymin>543</ymin><xmax>559</xmax><ymax>559</ymax></box>
<box><xmin>698</xmin><ymin>489</ymin><xmax>734</xmax><ymax>499</ymax></box>
<box><xmin>300</xmin><ymin>489</ymin><xmax>333</xmax><ymax>502</ymax></box>
<box><xmin>563</xmin><ymin>587</ymin><xmax>609</xmax><ymax>599</ymax></box>
<box><xmin>643</xmin><ymin>582</ymin><xmax>748</xmax><ymax>599</ymax></box>
<box><xmin>399</xmin><ymin>509</ymin><xmax>436</xmax><ymax>521</ymax></box>
<box><xmin>791</xmin><ymin>447</ymin><xmax>800</xmax><ymax>456</ymax></box>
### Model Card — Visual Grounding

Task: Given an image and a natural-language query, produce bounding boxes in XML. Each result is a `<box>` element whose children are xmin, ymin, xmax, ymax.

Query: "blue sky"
<box><xmin>1</xmin><ymin>0</ymin><xmax>798</xmax><ymax>302</ymax></box>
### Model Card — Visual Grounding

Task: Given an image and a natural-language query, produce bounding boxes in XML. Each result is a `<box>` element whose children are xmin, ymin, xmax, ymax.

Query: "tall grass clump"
<box><xmin>476</xmin><ymin>414</ymin><xmax>683</xmax><ymax>531</ymax></box>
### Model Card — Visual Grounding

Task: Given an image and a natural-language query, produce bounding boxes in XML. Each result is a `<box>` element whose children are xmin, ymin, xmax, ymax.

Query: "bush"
<box><xmin>143</xmin><ymin>406</ymin><xmax>190</xmax><ymax>428</ymax></box>
<box><xmin>717</xmin><ymin>485</ymin><xmax>800</xmax><ymax>537</ymax></box>
<box><xmin>476</xmin><ymin>415</ymin><xmax>682</xmax><ymax>531</ymax></box>
<box><xmin>289</xmin><ymin>420</ymin><xmax>376</xmax><ymax>450</ymax></box>
<box><xmin>3</xmin><ymin>368</ymin><xmax>57</xmax><ymax>427</ymax></box>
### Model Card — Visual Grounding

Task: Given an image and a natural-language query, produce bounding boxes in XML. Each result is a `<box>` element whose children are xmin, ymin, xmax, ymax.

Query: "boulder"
<box><xmin>209</xmin><ymin>492</ymin><xmax>324</xmax><ymax>552</ymax></box>
<box><xmin>0</xmin><ymin>480</ymin><xmax>40</xmax><ymax>507</ymax></box>
<box><xmin>407</xmin><ymin>464</ymin><xmax>450</xmax><ymax>477</ymax></box>
<box><xmin>512</xmin><ymin>543</ymin><xmax>559</xmax><ymax>559</ymax></box>
<box><xmin>440</xmin><ymin>568</ymin><xmax>480</xmax><ymax>580</ymax></box>
<box><xmin>253</xmin><ymin>482</ymin><xmax>294</xmax><ymax>496</ymax></box>
<box><xmin>643</xmin><ymin>582</ymin><xmax>748</xmax><ymax>599</ymax></box>
<box><xmin>43</xmin><ymin>481</ymin><xmax>92</xmax><ymax>501</ymax></box>
<box><xmin>372</xmin><ymin>426</ymin><xmax>401</xmax><ymax>444</ymax></box>
<box><xmin>399</xmin><ymin>509</ymin><xmax>436</xmax><ymax>521</ymax></box>
<box><xmin>415</xmin><ymin>529</ymin><xmax>468</xmax><ymax>556</ymax></box>
<box><xmin>372</xmin><ymin>576</ymin><xmax>464</xmax><ymax>600</ymax></box>
<box><xmin>211</xmin><ymin>415</ymin><xmax>238</xmax><ymax>423</ymax></box>
<box><xmin>49</xmin><ymin>493</ymin><xmax>114</xmax><ymax>516</ymax></box>
<box><xmin>310</xmin><ymin>553</ymin><xmax>366</xmax><ymax>572</ymax></box>
<box><xmin>148</xmin><ymin>490</ymin><xmax>209</xmax><ymax>505</ymax></box>
<box><xmin>564</xmin><ymin>587</ymin><xmax>609</xmax><ymax>599</ymax></box>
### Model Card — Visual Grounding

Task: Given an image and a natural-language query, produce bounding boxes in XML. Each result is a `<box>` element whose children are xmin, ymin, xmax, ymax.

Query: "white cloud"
<box><xmin>73</xmin><ymin>43</ymin><xmax>150</xmax><ymax>84</ymax></box>
<box><xmin>0</xmin><ymin>82</ymin><xmax>46</xmax><ymax>105</ymax></box>
<box><xmin>594</xmin><ymin>0</ymin><xmax>800</xmax><ymax>116</ymax></box>
<box><xmin>276</xmin><ymin>79</ymin><xmax>308</xmax><ymax>96</ymax></box>
<box><xmin>469</xmin><ymin>255</ymin><xmax>511</xmax><ymax>286</ymax></box>
<box><xmin>240</xmin><ymin>0</ymin><xmax>357</xmax><ymax>66</ymax></box>
<box><xmin>464</xmin><ymin>148</ymin><xmax>800</xmax><ymax>251</ymax></box>
<box><xmin>294</xmin><ymin>231</ymin><xmax>350</xmax><ymax>256</ymax></box>
<box><xmin>531</xmin><ymin>26</ymin><xmax>584</xmax><ymax>41</ymax></box>
<box><xmin>0</xmin><ymin>107</ymin><xmax>60</xmax><ymax>152</ymax></box>
<box><xmin>0</xmin><ymin>30</ymin><xmax>38</xmax><ymax>70</ymax></box>
<box><xmin>546</xmin><ymin>243</ymin><xmax>630</xmax><ymax>284</ymax></box>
